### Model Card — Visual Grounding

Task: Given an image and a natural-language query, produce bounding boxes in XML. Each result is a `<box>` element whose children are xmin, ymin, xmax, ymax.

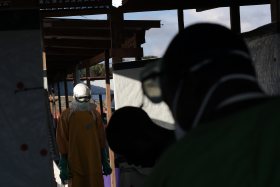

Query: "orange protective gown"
<box><xmin>56</xmin><ymin>108</ymin><xmax>106</xmax><ymax>187</ymax></box>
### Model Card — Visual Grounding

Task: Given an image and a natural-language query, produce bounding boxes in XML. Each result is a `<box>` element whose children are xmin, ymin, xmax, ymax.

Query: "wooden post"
<box><xmin>177</xmin><ymin>8</ymin><xmax>184</xmax><ymax>32</ymax></box>
<box><xmin>99</xmin><ymin>94</ymin><xmax>104</xmax><ymax>120</ymax></box>
<box><xmin>86</xmin><ymin>64</ymin><xmax>91</xmax><ymax>88</ymax></box>
<box><xmin>109</xmin><ymin>9</ymin><xmax>123</xmax><ymax>64</ymax></box>
<box><xmin>42</xmin><ymin>51</ymin><xmax>48</xmax><ymax>90</ymax></box>
<box><xmin>230</xmin><ymin>5</ymin><xmax>241</xmax><ymax>33</ymax></box>
<box><xmin>104</xmin><ymin>49</ymin><xmax>116</xmax><ymax>187</ymax></box>
<box><xmin>107</xmin><ymin>9</ymin><xmax>124</xmax><ymax>187</ymax></box>
<box><xmin>271</xmin><ymin>0</ymin><xmax>280</xmax><ymax>32</ymax></box>
<box><xmin>64</xmin><ymin>77</ymin><xmax>69</xmax><ymax>109</ymax></box>
<box><xmin>73</xmin><ymin>65</ymin><xmax>80</xmax><ymax>86</ymax></box>
<box><xmin>57</xmin><ymin>81</ymin><xmax>62</xmax><ymax>114</ymax></box>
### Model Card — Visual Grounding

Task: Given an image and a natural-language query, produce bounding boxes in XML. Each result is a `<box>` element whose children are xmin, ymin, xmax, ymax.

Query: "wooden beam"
<box><xmin>43</xmin><ymin>28</ymin><xmax>111</xmax><ymax>38</ymax></box>
<box><xmin>110</xmin><ymin>48</ymin><xmax>143</xmax><ymax>58</ymax></box>
<box><xmin>83</xmin><ymin>52</ymin><xmax>107</xmax><ymax>67</ymax></box>
<box><xmin>122</xmin><ymin>30</ymin><xmax>146</xmax><ymax>47</ymax></box>
<box><xmin>86</xmin><ymin>64</ymin><xmax>91</xmax><ymax>88</ymax></box>
<box><xmin>66</xmin><ymin>76</ymin><xmax>113</xmax><ymax>81</ymax></box>
<box><xmin>41</xmin><ymin>8</ymin><xmax>111</xmax><ymax>17</ymax></box>
<box><xmin>43</xmin><ymin>19</ymin><xmax>160</xmax><ymax>30</ymax></box>
<box><xmin>271</xmin><ymin>0</ymin><xmax>280</xmax><ymax>32</ymax></box>
<box><xmin>46</xmin><ymin>55</ymin><xmax>91</xmax><ymax>62</ymax></box>
<box><xmin>177</xmin><ymin>8</ymin><xmax>184</xmax><ymax>32</ymax></box>
<box><xmin>44</xmin><ymin>38</ymin><xmax>111</xmax><ymax>49</ymax></box>
<box><xmin>80</xmin><ymin>48</ymin><xmax>144</xmax><ymax>67</ymax></box>
<box><xmin>45</xmin><ymin>47</ymin><xmax>103</xmax><ymax>56</ymax></box>
<box><xmin>120</xmin><ymin>0</ymin><xmax>269</xmax><ymax>13</ymax></box>
<box><xmin>230</xmin><ymin>5</ymin><xmax>241</xmax><ymax>33</ymax></box>
<box><xmin>64</xmin><ymin>78</ymin><xmax>69</xmax><ymax>108</ymax></box>
<box><xmin>0</xmin><ymin>0</ymin><xmax>111</xmax><ymax>9</ymax></box>
<box><xmin>122</xmin><ymin>34</ymin><xmax>137</xmax><ymax>48</ymax></box>
<box><xmin>104</xmin><ymin>49</ymin><xmax>116</xmax><ymax>187</ymax></box>
<box><xmin>39</xmin><ymin>1</ymin><xmax>111</xmax><ymax>8</ymax></box>
<box><xmin>57</xmin><ymin>82</ymin><xmax>62</xmax><ymax>114</ymax></box>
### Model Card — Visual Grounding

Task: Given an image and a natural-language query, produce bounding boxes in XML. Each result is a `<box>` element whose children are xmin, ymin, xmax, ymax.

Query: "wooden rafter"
<box><xmin>120</xmin><ymin>0</ymin><xmax>269</xmax><ymax>12</ymax></box>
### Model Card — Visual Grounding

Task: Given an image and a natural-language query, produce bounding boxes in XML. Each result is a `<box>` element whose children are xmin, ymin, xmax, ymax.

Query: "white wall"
<box><xmin>113</xmin><ymin>66</ymin><xmax>175</xmax><ymax>130</ymax></box>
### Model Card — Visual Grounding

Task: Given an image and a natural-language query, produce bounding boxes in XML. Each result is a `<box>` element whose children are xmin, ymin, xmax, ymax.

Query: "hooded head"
<box><xmin>141</xmin><ymin>23</ymin><xmax>262</xmax><ymax>135</ymax></box>
<box><xmin>106</xmin><ymin>106</ymin><xmax>175</xmax><ymax>166</ymax></box>
<box><xmin>71</xmin><ymin>83</ymin><xmax>92</xmax><ymax>112</ymax></box>
<box><xmin>73</xmin><ymin>83</ymin><xmax>91</xmax><ymax>103</ymax></box>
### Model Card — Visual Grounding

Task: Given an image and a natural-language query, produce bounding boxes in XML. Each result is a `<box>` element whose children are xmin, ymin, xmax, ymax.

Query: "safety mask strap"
<box><xmin>191</xmin><ymin>73</ymin><xmax>258</xmax><ymax>129</ymax></box>
<box><xmin>171</xmin><ymin>50</ymin><xmax>254</xmax><ymax>132</ymax></box>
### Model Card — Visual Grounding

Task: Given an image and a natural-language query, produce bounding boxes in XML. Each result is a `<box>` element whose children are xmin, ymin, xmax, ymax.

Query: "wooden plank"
<box><xmin>79</xmin><ymin>48</ymin><xmax>144</xmax><ymax>67</ymax></box>
<box><xmin>40</xmin><ymin>8</ymin><xmax>111</xmax><ymax>17</ymax></box>
<box><xmin>85</xmin><ymin>52</ymin><xmax>106</xmax><ymax>66</ymax></box>
<box><xmin>45</xmin><ymin>47</ymin><xmax>102</xmax><ymax>56</ymax></box>
<box><xmin>44</xmin><ymin>38</ymin><xmax>111</xmax><ymax>49</ymax></box>
<box><xmin>43</xmin><ymin>27</ymin><xmax>111</xmax><ymax>38</ymax></box>
<box><xmin>0</xmin><ymin>0</ymin><xmax>111</xmax><ymax>9</ymax></box>
<box><xmin>46</xmin><ymin>55</ymin><xmax>91</xmax><ymax>62</ymax></box>
<box><xmin>39</xmin><ymin>0</ymin><xmax>112</xmax><ymax>8</ymax></box>
<box><xmin>43</xmin><ymin>19</ymin><xmax>160</xmax><ymax>30</ymax></box>
<box><xmin>110</xmin><ymin>48</ymin><xmax>143</xmax><ymax>58</ymax></box>
<box><xmin>120</xmin><ymin>0</ymin><xmax>269</xmax><ymax>12</ymax></box>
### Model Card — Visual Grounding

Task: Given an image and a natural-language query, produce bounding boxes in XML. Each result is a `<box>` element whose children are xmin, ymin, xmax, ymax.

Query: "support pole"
<box><xmin>271</xmin><ymin>0</ymin><xmax>280</xmax><ymax>32</ymax></box>
<box><xmin>109</xmin><ymin>9</ymin><xmax>123</xmax><ymax>64</ymax></box>
<box><xmin>64</xmin><ymin>77</ymin><xmax>69</xmax><ymax>109</ymax></box>
<box><xmin>42</xmin><ymin>51</ymin><xmax>48</xmax><ymax>90</ymax></box>
<box><xmin>57</xmin><ymin>81</ymin><xmax>62</xmax><ymax>114</ymax></box>
<box><xmin>73</xmin><ymin>64</ymin><xmax>80</xmax><ymax>86</ymax></box>
<box><xmin>230</xmin><ymin>5</ymin><xmax>241</xmax><ymax>33</ymax></box>
<box><xmin>86</xmin><ymin>64</ymin><xmax>91</xmax><ymax>88</ymax></box>
<box><xmin>105</xmin><ymin>49</ymin><xmax>116</xmax><ymax>187</ymax></box>
<box><xmin>99</xmin><ymin>94</ymin><xmax>104</xmax><ymax>120</ymax></box>
<box><xmin>177</xmin><ymin>8</ymin><xmax>184</xmax><ymax>32</ymax></box>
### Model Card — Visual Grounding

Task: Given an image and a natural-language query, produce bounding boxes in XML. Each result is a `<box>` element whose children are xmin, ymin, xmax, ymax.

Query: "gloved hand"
<box><xmin>58</xmin><ymin>154</ymin><xmax>70</xmax><ymax>184</ymax></box>
<box><xmin>101</xmin><ymin>148</ymin><xmax>112</xmax><ymax>176</ymax></box>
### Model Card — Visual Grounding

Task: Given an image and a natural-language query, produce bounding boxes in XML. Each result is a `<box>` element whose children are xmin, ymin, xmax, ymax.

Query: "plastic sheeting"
<box><xmin>113</xmin><ymin>65</ymin><xmax>175</xmax><ymax>130</ymax></box>
<box><xmin>0</xmin><ymin>26</ymin><xmax>55</xmax><ymax>186</ymax></box>
<box><xmin>244</xmin><ymin>23</ymin><xmax>280</xmax><ymax>95</ymax></box>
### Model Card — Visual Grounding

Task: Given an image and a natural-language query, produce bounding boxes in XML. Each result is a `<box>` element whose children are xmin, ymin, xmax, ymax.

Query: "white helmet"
<box><xmin>73</xmin><ymin>83</ymin><xmax>91</xmax><ymax>103</ymax></box>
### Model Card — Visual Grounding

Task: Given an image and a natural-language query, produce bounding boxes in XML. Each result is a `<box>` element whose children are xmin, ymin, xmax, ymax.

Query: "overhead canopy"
<box><xmin>0</xmin><ymin>0</ymin><xmax>113</xmax><ymax>17</ymax></box>
<box><xmin>120</xmin><ymin>0</ymin><xmax>270</xmax><ymax>12</ymax></box>
<box><xmin>43</xmin><ymin>18</ymin><xmax>161</xmax><ymax>82</ymax></box>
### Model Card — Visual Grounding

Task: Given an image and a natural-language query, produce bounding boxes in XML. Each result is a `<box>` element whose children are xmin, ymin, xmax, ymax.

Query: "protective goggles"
<box><xmin>75</xmin><ymin>95</ymin><xmax>91</xmax><ymax>103</ymax></box>
<box><xmin>140</xmin><ymin>60</ymin><xmax>163</xmax><ymax>103</ymax></box>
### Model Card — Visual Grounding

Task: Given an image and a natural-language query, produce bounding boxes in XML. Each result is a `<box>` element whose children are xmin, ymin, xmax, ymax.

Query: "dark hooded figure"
<box><xmin>106</xmin><ymin>106</ymin><xmax>175</xmax><ymax>167</ymax></box>
<box><xmin>140</xmin><ymin>23</ymin><xmax>280</xmax><ymax>187</ymax></box>
<box><xmin>106</xmin><ymin>106</ymin><xmax>175</xmax><ymax>187</ymax></box>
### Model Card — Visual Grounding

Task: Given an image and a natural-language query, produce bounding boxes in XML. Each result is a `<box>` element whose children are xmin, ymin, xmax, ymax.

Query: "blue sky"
<box><xmin>66</xmin><ymin>3</ymin><xmax>271</xmax><ymax>58</ymax></box>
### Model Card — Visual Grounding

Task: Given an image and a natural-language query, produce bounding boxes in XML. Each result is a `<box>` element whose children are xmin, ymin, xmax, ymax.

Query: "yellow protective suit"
<box><xmin>56</xmin><ymin>108</ymin><xmax>106</xmax><ymax>187</ymax></box>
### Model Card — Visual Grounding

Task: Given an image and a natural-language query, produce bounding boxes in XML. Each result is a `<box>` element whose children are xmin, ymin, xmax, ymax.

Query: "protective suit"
<box><xmin>144</xmin><ymin>98</ymin><xmax>280</xmax><ymax>187</ymax></box>
<box><xmin>56</xmin><ymin>83</ymin><xmax>109</xmax><ymax>187</ymax></box>
<box><xmin>140</xmin><ymin>23</ymin><xmax>280</xmax><ymax>187</ymax></box>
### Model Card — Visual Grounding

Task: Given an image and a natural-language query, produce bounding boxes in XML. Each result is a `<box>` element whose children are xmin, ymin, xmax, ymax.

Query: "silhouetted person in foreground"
<box><xmin>106</xmin><ymin>106</ymin><xmax>175</xmax><ymax>187</ymax></box>
<box><xmin>140</xmin><ymin>23</ymin><xmax>280</xmax><ymax>187</ymax></box>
